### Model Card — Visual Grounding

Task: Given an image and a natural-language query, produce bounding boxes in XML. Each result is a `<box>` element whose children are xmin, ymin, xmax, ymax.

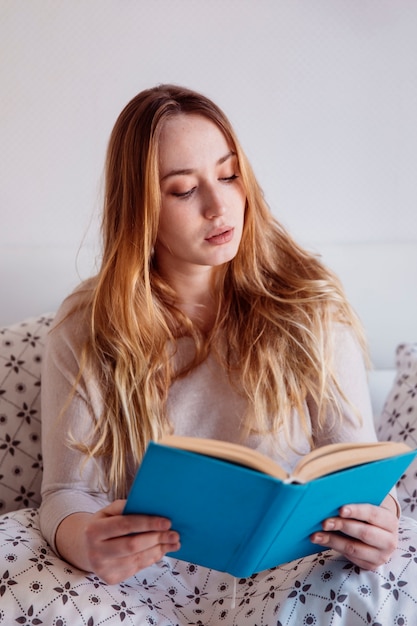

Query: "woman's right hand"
<box><xmin>55</xmin><ymin>500</ymin><xmax>181</xmax><ymax>584</ymax></box>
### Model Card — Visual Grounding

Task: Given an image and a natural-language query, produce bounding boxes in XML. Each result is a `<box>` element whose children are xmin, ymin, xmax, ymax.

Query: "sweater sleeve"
<box><xmin>39</xmin><ymin>296</ymin><xmax>111</xmax><ymax>554</ymax></box>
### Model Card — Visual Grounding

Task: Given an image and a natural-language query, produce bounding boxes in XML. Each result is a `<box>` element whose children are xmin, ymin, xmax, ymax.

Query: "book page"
<box><xmin>158</xmin><ymin>435</ymin><xmax>289</xmax><ymax>480</ymax></box>
<box><xmin>158</xmin><ymin>435</ymin><xmax>412</xmax><ymax>484</ymax></box>
<box><xmin>292</xmin><ymin>440</ymin><xmax>411</xmax><ymax>482</ymax></box>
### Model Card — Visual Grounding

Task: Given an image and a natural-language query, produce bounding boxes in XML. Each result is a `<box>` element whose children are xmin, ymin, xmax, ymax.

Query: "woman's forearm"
<box><xmin>55</xmin><ymin>512</ymin><xmax>95</xmax><ymax>572</ymax></box>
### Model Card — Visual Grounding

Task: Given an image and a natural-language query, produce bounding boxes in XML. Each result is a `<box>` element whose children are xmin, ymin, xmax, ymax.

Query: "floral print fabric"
<box><xmin>2</xmin><ymin>508</ymin><xmax>417</xmax><ymax>626</ymax></box>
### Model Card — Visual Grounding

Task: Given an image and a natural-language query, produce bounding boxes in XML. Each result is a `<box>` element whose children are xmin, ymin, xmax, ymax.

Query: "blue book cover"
<box><xmin>123</xmin><ymin>437</ymin><xmax>417</xmax><ymax>577</ymax></box>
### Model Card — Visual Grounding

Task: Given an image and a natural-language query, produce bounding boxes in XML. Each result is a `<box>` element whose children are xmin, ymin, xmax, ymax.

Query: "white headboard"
<box><xmin>1</xmin><ymin>241</ymin><xmax>416</xmax><ymax>372</ymax></box>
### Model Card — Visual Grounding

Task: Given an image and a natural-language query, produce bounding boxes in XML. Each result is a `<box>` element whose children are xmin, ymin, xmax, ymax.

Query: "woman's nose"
<box><xmin>203</xmin><ymin>187</ymin><xmax>226</xmax><ymax>219</ymax></box>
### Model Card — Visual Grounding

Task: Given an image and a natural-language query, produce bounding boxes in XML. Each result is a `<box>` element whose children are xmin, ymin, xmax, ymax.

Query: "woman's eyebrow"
<box><xmin>160</xmin><ymin>151</ymin><xmax>236</xmax><ymax>182</ymax></box>
<box><xmin>217</xmin><ymin>150</ymin><xmax>236</xmax><ymax>165</ymax></box>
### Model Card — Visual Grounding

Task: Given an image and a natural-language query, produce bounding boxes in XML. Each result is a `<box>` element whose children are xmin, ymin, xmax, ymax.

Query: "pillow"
<box><xmin>0</xmin><ymin>314</ymin><xmax>54</xmax><ymax>514</ymax></box>
<box><xmin>377</xmin><ymin>343</ymin><xmax>417</xmax><ymax>519</ymax></box>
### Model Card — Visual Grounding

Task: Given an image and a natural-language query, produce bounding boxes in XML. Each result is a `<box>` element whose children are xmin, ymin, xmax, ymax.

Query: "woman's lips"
<box><xmin>205</xmin><ymin>227</ymin><xmax>234</xmax><ymax>245</ymax></box>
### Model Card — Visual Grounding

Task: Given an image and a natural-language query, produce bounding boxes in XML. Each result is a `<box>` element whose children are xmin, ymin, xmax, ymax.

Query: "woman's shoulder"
<box><xmin>49</xmin><ymin>278</ymin><xmax>96</xmax><ymax>350</ymax></box>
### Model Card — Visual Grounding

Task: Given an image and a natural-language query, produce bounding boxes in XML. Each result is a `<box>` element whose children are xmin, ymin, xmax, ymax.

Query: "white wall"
<box><xmin>1</xmin><ymin>1</ymin><xmax>416</xmax><ymax>367</ymax></box>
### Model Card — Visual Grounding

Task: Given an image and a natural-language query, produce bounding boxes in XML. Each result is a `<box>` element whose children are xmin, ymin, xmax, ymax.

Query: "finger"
<box><xmin>318</xmin><ymin>502</ymin><xmax>398</xmax><ymax>551</ymax></box>
<box><xmin>88</xmin><ymin>510</ymin><xmax>173</xmax><ymax>543</ymax></box>
<box><xmin>320</xmin><ymin>516</ymin><xmax>396</xmax><ymax>551</ymax></box>
<box><xmin>310</xmin><ymin>529</ymin><xmax>393</xmax><ymax>569</ymax></box>
<box><xmin>310</xmin><ymin>505</ymin><xmax>398</xmax><ymax>569</ymax></box>
<box><xmin>94</xmin><ymin>538</ymin><xmax>181</xmax><ymax>585</ymax></box>
<box><xmin>91</xmin><ymin>528</ymin><xmax>181</xmax><ymax>561</ymax></box>
<box><xmin>338</xmin><ymin>503</ymin><xmax>398</xmax><ymax>532</ymax></box>
<box><xmin>96</xmin><ymin>500</ymin><xmax>173</xmax><ymax>531</ymax></box>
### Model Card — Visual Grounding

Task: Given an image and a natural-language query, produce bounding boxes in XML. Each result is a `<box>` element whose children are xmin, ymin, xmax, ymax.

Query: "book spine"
<box><xmin>227</xmin><ymin>481</ymin><xmax>304</xmax><ymax>578</ymax></box>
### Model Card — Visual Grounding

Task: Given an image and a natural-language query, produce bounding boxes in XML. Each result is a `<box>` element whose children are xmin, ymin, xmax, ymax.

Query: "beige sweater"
<box><xmin>39</xmin><ymin>293</ymin><xmax>378</xmax><ymax>554</ymax></box>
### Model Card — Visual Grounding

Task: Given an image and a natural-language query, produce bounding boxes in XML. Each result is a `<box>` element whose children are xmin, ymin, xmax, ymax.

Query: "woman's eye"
<box><xmin>172</xmin><ymin>187</ymin><xmax>196</xmax><ymax>199</ymax></box>
<box><xmin>220</xmin><ymin>174</ymin><xmax>239</xmax><ymax>183</ymax></box>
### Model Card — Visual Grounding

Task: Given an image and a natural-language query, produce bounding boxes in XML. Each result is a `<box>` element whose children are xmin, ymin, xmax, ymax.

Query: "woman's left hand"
<box><xmin>310</xmin><ymin>495</ymin><xmax>399</xmax><ymax>570</ymax></box>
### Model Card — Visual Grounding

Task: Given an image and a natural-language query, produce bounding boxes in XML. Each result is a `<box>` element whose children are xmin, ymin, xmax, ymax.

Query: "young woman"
<box><xmin>38</xmin><ymin>84</ymin><xmax>403</xmax><ymax>622</ymax></box>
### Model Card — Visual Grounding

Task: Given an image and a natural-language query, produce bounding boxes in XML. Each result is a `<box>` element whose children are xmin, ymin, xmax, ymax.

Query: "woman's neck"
<box><xmin>161</xmin><ymin>265</ymin><xmax>218</xmax><ymax>332</ymax></box>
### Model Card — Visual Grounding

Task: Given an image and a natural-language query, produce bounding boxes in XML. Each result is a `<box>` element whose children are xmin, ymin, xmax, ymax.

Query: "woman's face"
<box><xmin>155</xmin><ymin>113</ymin><xmax>246</xmax><ymax>282</ymax></box>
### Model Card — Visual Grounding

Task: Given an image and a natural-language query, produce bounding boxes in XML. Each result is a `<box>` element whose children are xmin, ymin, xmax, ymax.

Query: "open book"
<box><xmin>124</xmin><ymin>436</ymin><xmax>416</xmax><ymax>577</ymax></box>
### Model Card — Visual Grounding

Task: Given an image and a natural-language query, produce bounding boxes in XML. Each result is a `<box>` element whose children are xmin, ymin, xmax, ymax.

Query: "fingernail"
<box><xmin>324</xmin><ymin>519</ymin><xmax>335</xmax><ymax>530</ymax></box>
<box><xmin>160</xmin><ymin>518</ymin><xmax>171</xmax><ymax>530</ymax></box>
<box><xmin>170</xmin><ymin>542</ymin><xmax>181</xmax><ymax>552</ymax></box>
<box><xmin>312</xmin><ymin>533</ymin><xmax>325</xmax><ymax>544</ymax></box>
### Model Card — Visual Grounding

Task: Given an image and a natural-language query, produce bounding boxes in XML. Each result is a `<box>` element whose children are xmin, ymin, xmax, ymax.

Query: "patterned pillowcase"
<box><xmin>0</xmin><ymin>314</ymin><xmax>54</xmax><ymax>514</ymax></box>
<box><xmin>377</xmin><ymin>343</ymin><xmax>417</xmax><ymax>519</ymax></box>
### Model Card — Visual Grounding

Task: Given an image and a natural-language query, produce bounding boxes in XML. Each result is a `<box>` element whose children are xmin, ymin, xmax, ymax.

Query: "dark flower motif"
<box><xmin>186</xmin><ymin>585</ymin><xmax>208</xmax><ymax>605</ymax></box>
<box><xmin>381</xmin><ymin>571</ymin><xmax>408</xmax><ymax>600</ymax></box>
<box><xmin>111</xmin><ymin>599</ymin><xmax>136</xmax><ymax>620</ymax></box>
<box><xmin>398</xmin><ymin>422</ymin><xmax>416</xmax><ymax>441</ymax></box>
<box><xmin>402</xmin><ymin>544</ymin><xmax>417</xmax><ymax>563</ymax></box>
<box><xmin>29</xmin><ymin>547</ymin><xmax>54</xmax><ymax>571</ymax></box>
<box><xmin>5</xmin><ymin>354</ymin><xmax>25</xmax><ymax>373</ymax></box>
<box><xmin>38</xmin><ymin>316</ymin><xmax>54</xmax><ymax>327</ymax></box>
<box><xmin>403</xmin><ymin>490</ymin><xmax>417</xmax><ymax>513</ymax></box>
<box><xmin>85</xmin><ymin>575</ymin><xmax>108</xmax><ymax>588</ymax></box>
<box><xmin>387</xmin><ymin>410</ymin><xmax>401</xmax><ymax>427</ymax></box>
<box><xmin>15</xmin><ymin>485</ymin><xmax>36</xmax><ymax>507</ymax></box>
<box><xmin>5</xmin><ymin>532</ymin><xmax>29</xmax><ymax>548</ymax></box>
<box><xmin>53</xmin><ymin>581</ymin><xmax>79</xmax><ymax>605</ymax></box>
<box><xmin>17</xmin><ymin>402</ymin><xmax>37</xmax><ymax>423</ymax></box>
<box><xmin>0</xmin><ymin>569</ymin><xmax>18</xmax><ymax>597</ymax></box>
<box><xmin>0</xmin><ymin>433</ymin><xmax>20</xmax><ymax>455</ymax></box>
<box><xmin>407</xmin><ymin>383</ymin><xmax>417</xmax><ymax>399</ymax></box>
<box><xmin>22</xmin><ymin>332</ymin><xmax>41</xmax><ymax>348</ymax></box>
<box><xmin>324</xmin><ymin>589</ymin><xmax>347</xmax><ymax>617</ymax></box>
<box><xmin>15</xmin><ymin>604</ymin><xmax>43</xmax><ymax>624</ymax></box>
<box><xmin>288</xmin><ymin>579</ymin><xmax>311</xmax><ymax>604</ymax></box>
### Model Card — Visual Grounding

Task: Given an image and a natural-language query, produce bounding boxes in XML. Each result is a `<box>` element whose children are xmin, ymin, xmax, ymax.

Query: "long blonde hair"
<box><xmin>71</xmin><ymin>84</ymin><xmax>366</xmax><ymax>497</ymax></box>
